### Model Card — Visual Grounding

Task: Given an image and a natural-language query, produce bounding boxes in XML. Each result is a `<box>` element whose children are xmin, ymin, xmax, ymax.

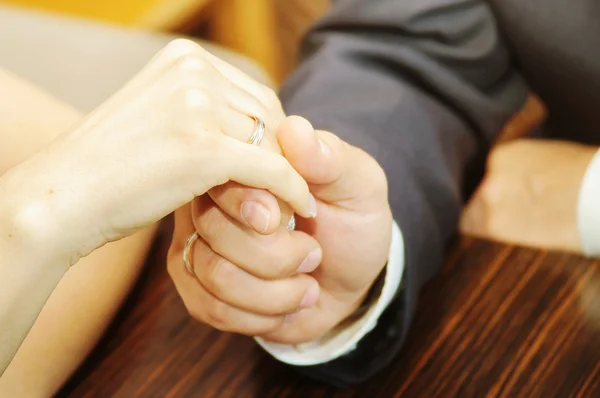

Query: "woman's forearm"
<box><xmin>0</xmin><ymin>40</ymin><xmax>314</xmax><ymax>395</ymax></box>
<box><xmin>0</xmin><ymin>69</ymin><xmax>154</xmax><ymax>394</ymax></box>
<box><xmin>0</xmin><ymin>184</ymin><xmax>71</xmax><ymax>374</ymax></box>
<box><xmin>0</xmin><ymin>163</ymin><xmax>158</xmax><ymax>396</ymax></box>
<box><xmin>0</xmin><ymin>69</ymin><xmax>100</xmax><ymax>374</ymax></box>
<box><xmin>0</xmin><ymin>226</ymin><xmax>157</xmax><ymax>397</ymax></box>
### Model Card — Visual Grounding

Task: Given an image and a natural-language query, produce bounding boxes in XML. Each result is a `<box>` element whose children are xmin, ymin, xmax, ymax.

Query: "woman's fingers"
<box><xmin>190</xmin><ymin>236</ymin><xmax>319</xmax><ymax>315</ymax></box>
<box><xmin>191</xmin><ymin>196</ymin><xmax>321</xmax><ymax>279</ymax></box>
<box><xmin>218</xmin><ymin>138</ymin><xmax>317</xmax><ymax>219</ymax></box>
<box><xmin>93</xmin><ymin>39</ymin><xmax>206</xmax><ymax>117</ymax></box>
<box><xmin>208</xmin><ymin>182</ymin><xmax>281</xmax><ymax>234</ymax></box>
<box><xmin>217</xmin><ymin>107</ymin><xmax>257</xmax><ymax>143</ymax></box>
<box><xmin>50</xmin><ymin>37</ymin><xmax>305</xmax><ymax>257</ymax></box>
<box><xmin>199</xmin><ymin>47</ymin><xmax>285</xmax><ymax>151</ymax></box>
<box><xmin>199</xmin><ymin>48</ymin><xmax>279</xmax><ymax>111</ymax></box>
<box><xmin>217</xmin><ymin>80</ymin><xmax>282</xmax><ymax>154</ymax></box>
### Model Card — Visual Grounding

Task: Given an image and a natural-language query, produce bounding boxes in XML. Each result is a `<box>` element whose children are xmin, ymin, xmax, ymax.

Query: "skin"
<box><xmin>461</xmin><ymin>138</ymin><xmax>597</xmax><ymax>253</ymax></box>
<box><xmin>168</xmin><ymin>116</ymin><xmax>394</xmax><ymax>344</ymax></box>
<box><xmin>0</xmin><ymin>39</ymin><xmax>315</xmax><ymax>378</ymax></box>
<box><xmin>167</xmin><ymin>121</ymin><xmax>599</xmax><ymax>345</ymax></box>
<box><xmin>0</xmin><ymin>68</ymin><xmax>157</xmax><ymax>397</ymax></box>
<box><xmin>0</xmin><ymin>33</ymin><xmax>593</xmax><ymax>398</ymax></box>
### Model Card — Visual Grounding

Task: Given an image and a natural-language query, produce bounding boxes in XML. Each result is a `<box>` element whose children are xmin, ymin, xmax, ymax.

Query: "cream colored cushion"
<box><xmin>0</xmin><ymin>5</ymin><xmax>270</xmax><ymax>112</ymax></box>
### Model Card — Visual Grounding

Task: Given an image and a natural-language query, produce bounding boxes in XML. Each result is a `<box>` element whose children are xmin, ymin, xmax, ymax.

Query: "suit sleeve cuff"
<box><xmin>578</xmin><ymin>148</ymin><xmax>600</xmax><ymax>257</ymax></box>
<box><xmin>254</xmin><ymin>220</ymin><xmax>405</xmax><ymax>366</ymax></box>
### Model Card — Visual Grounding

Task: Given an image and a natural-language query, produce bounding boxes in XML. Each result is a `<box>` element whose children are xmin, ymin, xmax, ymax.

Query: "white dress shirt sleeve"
<box><xmin>254</xmin><ymin>220</ymin><xmax>405</xmax><ymax>366</ymax></box>
<box><xmin>578</xmin><ymin>148</ymin><xmax>600</xmax><ymax>257</ymax></box>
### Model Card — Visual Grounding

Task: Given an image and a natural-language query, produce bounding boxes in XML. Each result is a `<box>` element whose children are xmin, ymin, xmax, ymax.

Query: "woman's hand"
<box><xmin>2</xmin><ymin>39</ymin><xmax>314</xmax><ymax>264</ymax></box>
<box><xmin>0</xmin><ymin>39</ymin><xmax>315</xmax><ymax>373</ymax></box>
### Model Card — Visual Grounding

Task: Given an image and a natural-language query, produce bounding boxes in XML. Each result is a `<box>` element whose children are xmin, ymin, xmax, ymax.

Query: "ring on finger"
<box><xmin>246</xmin><ymin>115</ymin><xmax>265</xmax><ymax>146</ymax></box>
<box><xmin>183</xmin><ymin>231</ymin><xmax>199</xmax><ymax>274</ymax></box>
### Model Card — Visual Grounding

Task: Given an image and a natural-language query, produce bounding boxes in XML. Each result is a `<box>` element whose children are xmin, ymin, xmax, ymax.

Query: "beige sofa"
<box><xmin>0</xmin><ymin>5</ymin><xmax>271</xmax><ymax>113</ymax></box>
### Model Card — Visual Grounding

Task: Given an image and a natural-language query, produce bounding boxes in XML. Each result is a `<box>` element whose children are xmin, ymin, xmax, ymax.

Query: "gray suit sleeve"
<box><xmin>279</xmin><ymin>0</ymin><xmax>528</xmax><ymax>385</ymax></box>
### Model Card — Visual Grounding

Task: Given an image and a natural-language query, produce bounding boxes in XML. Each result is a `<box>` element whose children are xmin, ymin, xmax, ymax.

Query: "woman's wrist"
<box><xmin>0</xmin><ymin>163</ymin><xmax>93</xmax><ymax>267</ymax></box>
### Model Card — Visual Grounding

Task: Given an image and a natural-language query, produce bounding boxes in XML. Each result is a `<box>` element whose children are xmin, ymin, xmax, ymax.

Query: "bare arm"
<box><xmin>0</xmin><ymin>36</ymin><xmax>308</xmax><ymax>395</ymax></box>
<box><xmin>0</xmin><ymin>69</ymin><xmax>156</xmax><ymax>397</ymax></box>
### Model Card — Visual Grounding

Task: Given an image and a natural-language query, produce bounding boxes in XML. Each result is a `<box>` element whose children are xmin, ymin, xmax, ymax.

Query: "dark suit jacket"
<box><xmin>280</xmin><ymin>0</ymin><xmax>600</xmax><ymax>387</ymax></box>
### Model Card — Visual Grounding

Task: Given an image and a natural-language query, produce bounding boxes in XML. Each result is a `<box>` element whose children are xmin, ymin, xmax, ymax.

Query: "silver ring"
<box><xmin>247</xmin><ymin>115</ymin><xmax>265</xmax><ymax>146</ymax></box>
<box><xmin>183</xmin><ymin>231</ymin><xmax>199</xmax><ymax>274</ymax></box>
<box><xmin>287</xmin><ymin>214</ymin><xmax>296</xmax><ymax>231</ymax></box>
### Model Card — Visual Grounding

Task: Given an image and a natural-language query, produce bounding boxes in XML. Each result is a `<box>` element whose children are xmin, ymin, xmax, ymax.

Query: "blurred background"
<box><xmin>1</xmin><ymin>0</ymin><xmax>329</xmax><ymax>84</ymax></box>
<box><xmin>1</xmin><ymin>0</ymin><xmax>544</xmax><ymax>138</ymax></box>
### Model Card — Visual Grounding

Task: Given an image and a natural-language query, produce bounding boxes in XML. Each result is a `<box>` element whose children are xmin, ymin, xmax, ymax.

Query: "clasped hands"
<box><xmin>149</xmin><ymin>42</ymin><xmax>394</xmax><ymax>345</ymax></box>
<box><xmin>4</xmin><ymin>38</ymin><xmax>391</xmax><ymax>349</ymax></box>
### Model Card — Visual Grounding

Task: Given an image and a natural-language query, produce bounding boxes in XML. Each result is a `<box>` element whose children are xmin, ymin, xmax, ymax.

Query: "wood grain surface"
<box><xmin>58</xmin><ymin>221</ymin><xmax>600</xmax><ymax>397</ymax></box>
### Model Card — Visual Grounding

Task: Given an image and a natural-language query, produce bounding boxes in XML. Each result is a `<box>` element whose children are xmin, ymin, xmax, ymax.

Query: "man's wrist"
<box><xmin>255</xmin><ymin>221</ymin><xmax>405</xmax><ymax>366</ymax></box>
<box><xmin>341</xmin><ymin>264</ymin><xmax>388</xmax><ymax>324</ymax></box>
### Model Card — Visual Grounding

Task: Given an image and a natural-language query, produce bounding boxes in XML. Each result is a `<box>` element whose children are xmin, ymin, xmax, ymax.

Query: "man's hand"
<box><xmin>167</xmin><ymin>116</ymin><xmax>392</xmax><ymax>344</ymax></box>
<box><xmin>460</xmin><ymin>139</ymin><xmax>597</xmax><ymax>253</ymax></box>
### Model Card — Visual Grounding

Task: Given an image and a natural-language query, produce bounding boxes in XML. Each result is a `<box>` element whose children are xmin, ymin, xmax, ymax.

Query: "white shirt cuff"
<box><xmin>254</xmin><ymin>220</ymin><xmax>405</xmax><ymax>366</ymax></box>
<box><xmin>578</xmin><ymin>148</ymin><xmax>600</xmax><ymax>257</ymax></box>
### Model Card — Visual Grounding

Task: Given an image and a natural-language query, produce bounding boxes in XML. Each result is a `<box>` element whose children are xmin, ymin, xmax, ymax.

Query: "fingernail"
<box><xmin>241</xmin><ymin>201</ymin><xmax>271</xmax><ymax>233</ymax></box>
<box><xmin>297</xmin><ymin>249</ymin><xmax>322</xmax><ymax>273</ymax></box>
<box><xmin>300</xmin><ymin>283</ymin><xmax>320</xmax><ymax>308</ymax></box>
<box><xmin>309</xmin><ymin>194</ymin><xmax>317</xmax><ymax>218</ymax></box>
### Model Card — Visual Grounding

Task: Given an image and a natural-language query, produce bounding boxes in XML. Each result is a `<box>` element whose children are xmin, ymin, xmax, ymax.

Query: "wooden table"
<box><xmin>57</xmin><ymin>225</ymin><xmax>600</xmax><ymax>397</ymax></box>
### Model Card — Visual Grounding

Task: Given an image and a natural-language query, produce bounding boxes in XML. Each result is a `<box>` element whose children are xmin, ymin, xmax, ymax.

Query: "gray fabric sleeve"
<box><xmin>279</xmin><ymin>0</ymin><xmax>528</xmax><ymax>385</ymax></box>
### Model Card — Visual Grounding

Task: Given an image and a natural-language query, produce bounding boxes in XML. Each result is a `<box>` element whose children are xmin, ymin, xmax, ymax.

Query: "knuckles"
<box><xmin>159</xmin><ymin>41</ymin><xmax>223</xmax><ymax>115</ymax></box>
<box><xmin>203</xmin><ymin>255</ymin><xmax>236</xmax><ymax>298</ymax></box>
<box><xmin>171</xmin><ymin>86</ymin><xmax>213</xmax><ymax>114</ymax></box>
<box><xmin>262</xmin><ymin>255</ymin><xmax>295</xmax><ymax>280</ymax></box>
<box><xmin>161</xmin><ymin>39</ymin><xmax>205</xmax><ymax>62</ymax></box>
<box><xmin>172</xmin><ymin>52</ymin><xmax>209</xmax><ymax>74</ymax></box>
<box><xmin>261</xmin><ymin>87</ymin><xmax>282</xmax><ymax>111</ymax></box>
<box><xmin>203</xmin><ymin>299</ymin><xmax>231</xmax><ymax>331</ymax></box>
<box><xmin>194</xmin><ymin>205</ymin><xmax>225</xmax><ymax>245</ymax></box>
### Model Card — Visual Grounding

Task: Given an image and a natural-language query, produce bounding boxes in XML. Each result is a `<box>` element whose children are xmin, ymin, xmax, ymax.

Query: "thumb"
<box><xmin>277</xmin><ymin>116</ymin><xmax>385</xmax><ymax>204</ymax></box>
<box><xmin>276</xmin><ymin>116</ymin><xmax>342</xmax><ymax>186</ymax></box>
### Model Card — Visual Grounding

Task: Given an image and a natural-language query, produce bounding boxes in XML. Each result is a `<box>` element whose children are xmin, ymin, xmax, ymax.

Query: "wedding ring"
<box><xmin>183</xmin><ymin>231</ymin><xmax>199</xmax><ymax>275</ymax></box>
<box><xmin>247</xmin><ymin>115</ymin><xmax>265</xmax><ymax>146</ymax></box>
<box><xmin>287</xmin><ymin>214</ymin><xmax>296</xmax><ymax>231</ymax></box>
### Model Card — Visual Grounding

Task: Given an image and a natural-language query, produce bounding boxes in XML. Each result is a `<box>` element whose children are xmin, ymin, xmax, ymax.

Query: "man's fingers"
<box><xmin>257</xmin><ymin>290</ymin><xmax>348</xmax><ymax>345</ymax></box>
<box><xmin>276</xmin><ymin>116</ymin><xmax>344</xmax><ymax>186</ymax></box>
<box><xmin>192</xmin><ymin>196</ymin><xmax>322</xmax><ymax>280</ymax></box>
<box><xmin>191</xmin><ymin>236</ymin><xmax>320</xmax><ymax>315</ymax></box>
<box><xmin>167</xmin><ymin>254</ymin><xmax>284</xmax><ymax>336</ymax></box>
<box><xmin>277</xmin><ymin>116</ymin><xmax>388</xmax><ymax>205</ymax></box>
<box><xmin>208</xmin><ymin>182</ymin><xmax>281</xmax><ymax>234</ymax></box>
